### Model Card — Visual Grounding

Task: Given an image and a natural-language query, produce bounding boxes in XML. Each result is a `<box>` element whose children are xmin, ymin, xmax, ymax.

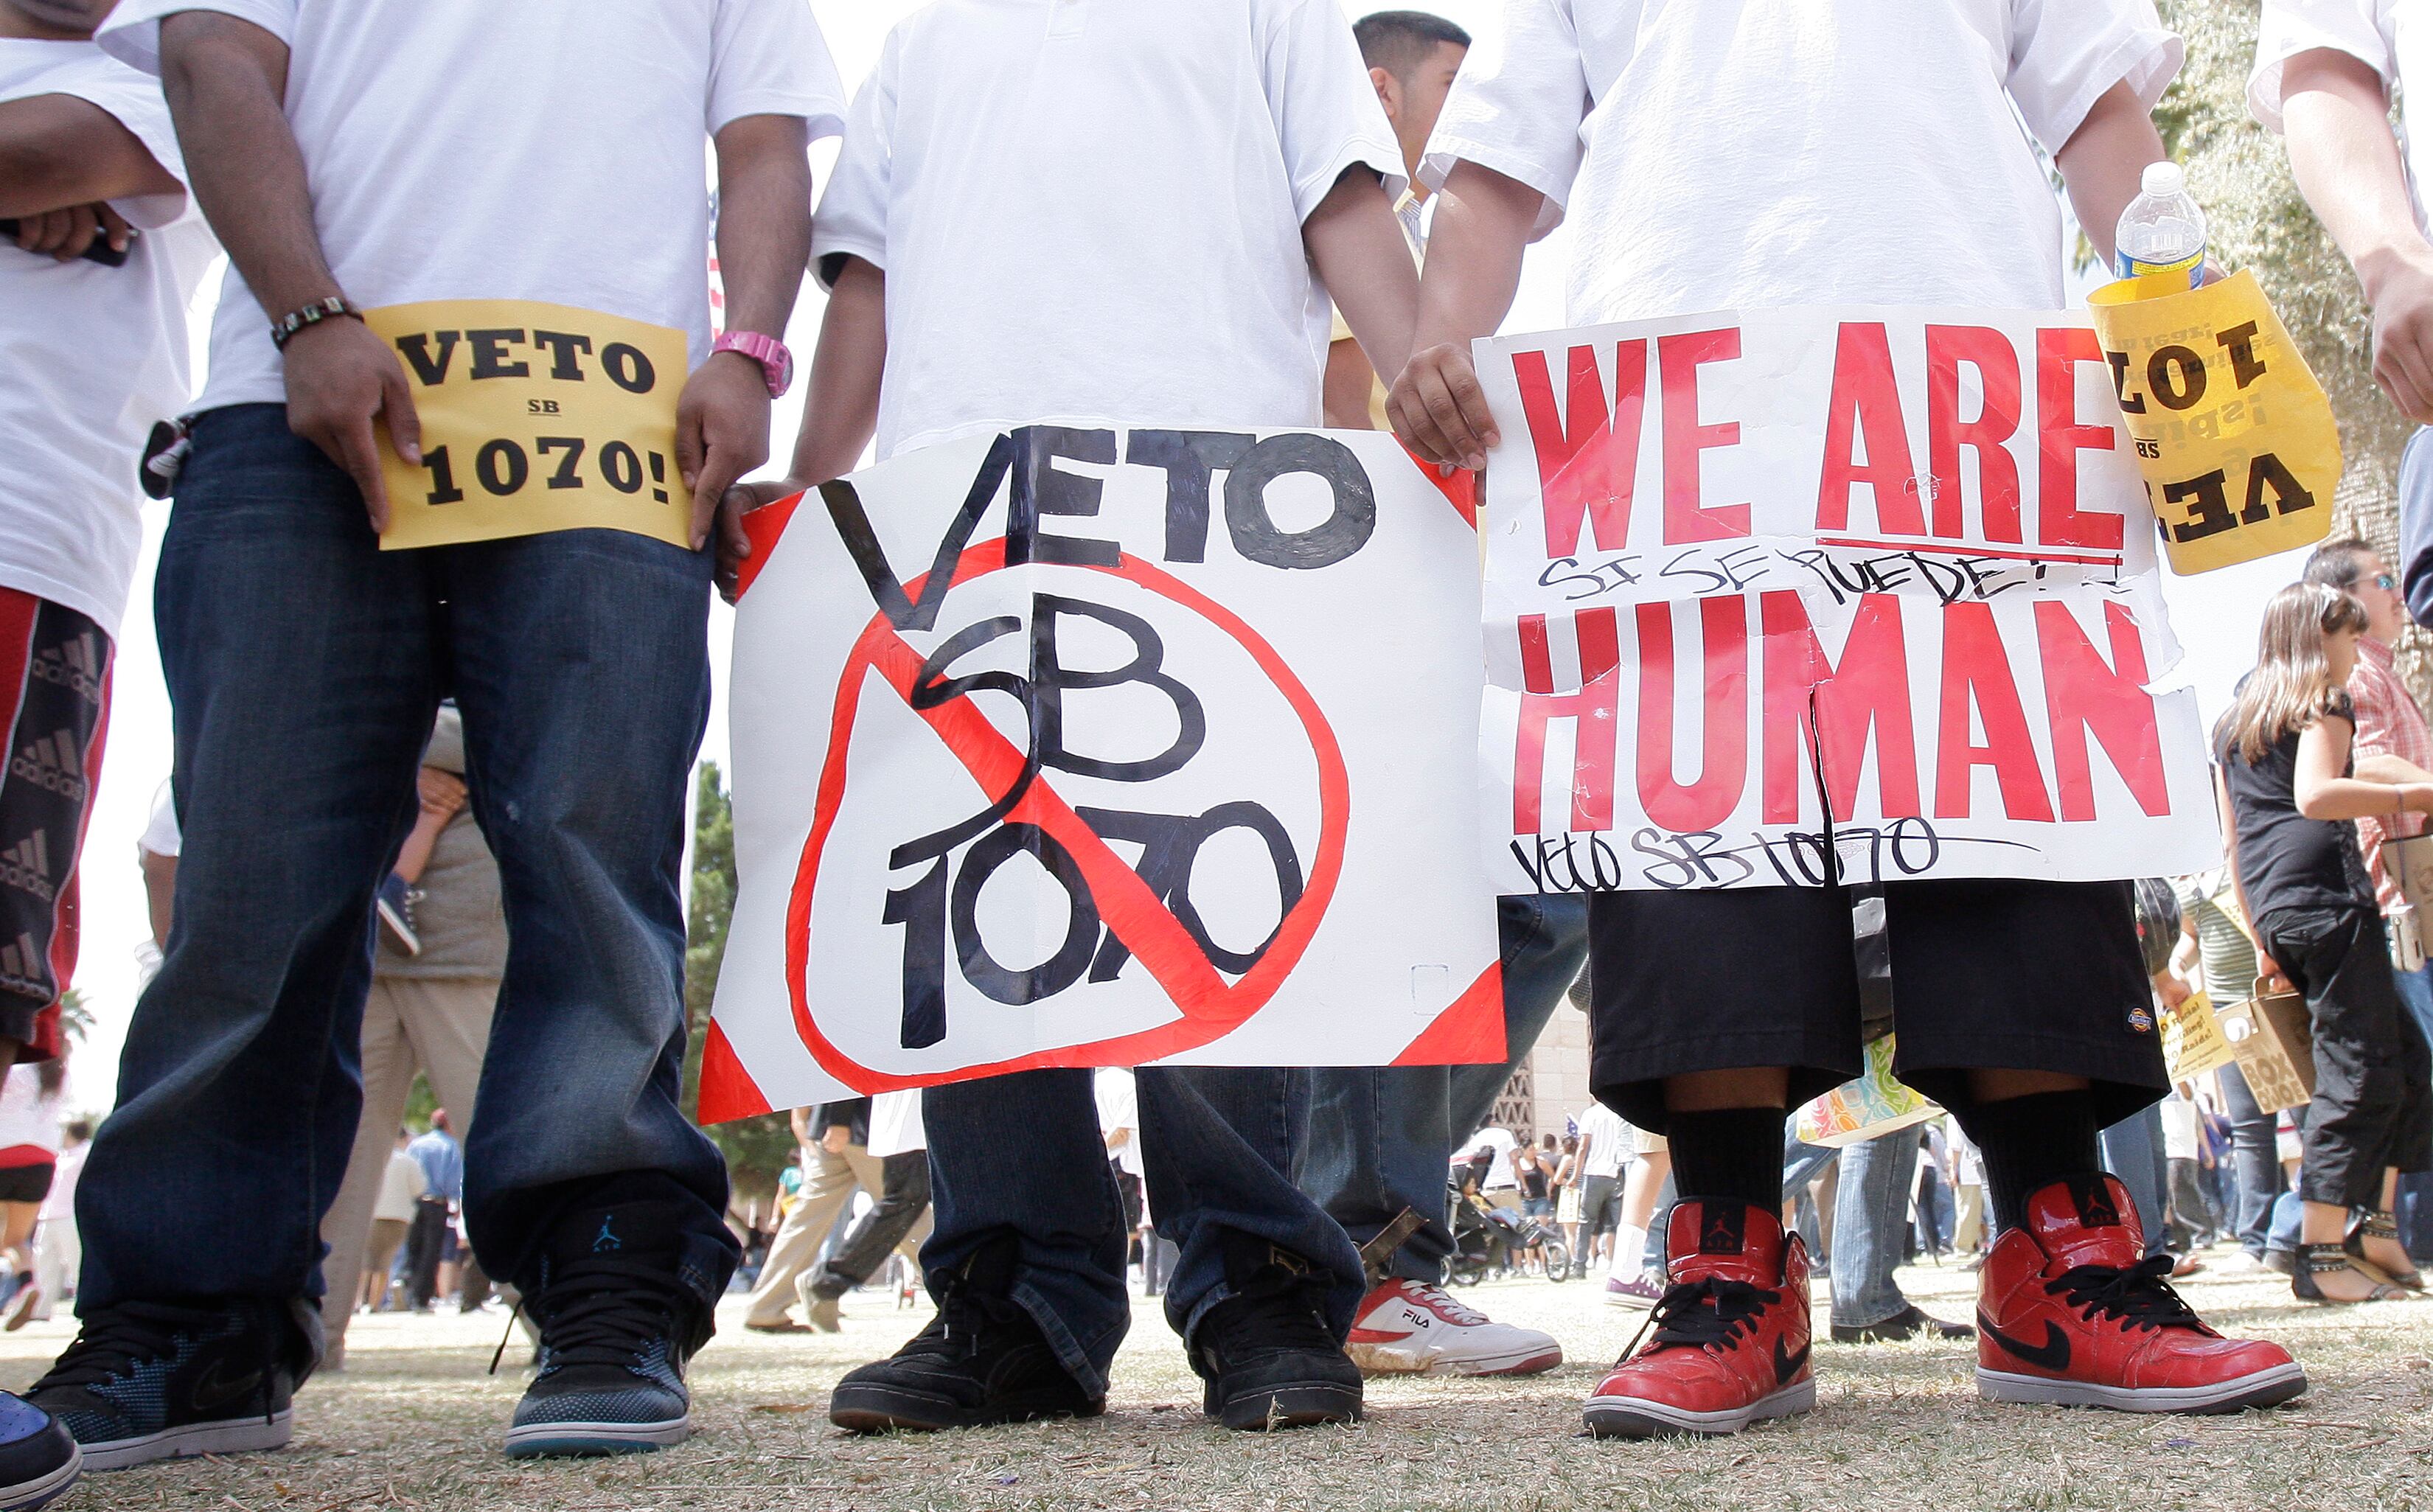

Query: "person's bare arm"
<box><xmin>1323</xmin><ymin>338</ymin><xmax>1377</xmax><ymax>429</ymax></box>
<box><xmin>2294</xmin><ymin>716</ymin><xmax>2433</xmax><ymax>819</ymax></box>
<box><xmin>714</xmin><ymin>254</ymin><xmax>886</xmax><ymax>598</ymax></box>
<box><xmin>1303</xmin><ymin>168</ymin><xmax>1417</xmax><ymax>399</ymax></box>
<box><xmin>1387</xmin><ymin>160</ymin><xmax>1539</xmax><ymax>470</ymax></box>
<box><xmin>157</xmin><ymin>13</ymin><xmax>420</xmax><ymax>526</ymax></box>
<box><xmin>2216</xmin><ymin>769</ymin><xmax>2280</xmax><ymax>987</ymax></box>
<box><xmin>141</xmin><ymin>848</ymin><xmax>176</xmax><ymax>949</ymax></box>
<box><xmin>789</xmin><ymin>1106</ymin><xmax>814</xmax><ymax>1145</ymax></box>
<box><xmin>2053</xmin><ymin>80</ymin><xmax>2170</xmax><ymax>271</ymax></box>
<box><xmin>2281</xmin><ymin>48</ymin><xmax>2433</xmax><ymax>422</ymax></box>
<box><xmin>2356</xmin><ymin>751</ymin><xmax>2433</xmax><ymax>784</ymax></box>
<box><xmin>0</xmin><ymin>92</ymin><xmax>179</xmax><ymax>259</ymax></box>
<box><xmin>679</xmin><ymin>113</ymin><xmax>811</xmax><ymax>555</ymax></box>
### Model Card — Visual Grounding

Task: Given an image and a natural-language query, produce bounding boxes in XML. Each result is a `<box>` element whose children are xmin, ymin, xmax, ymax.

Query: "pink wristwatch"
<box><xmin>713</xmin><ymin>330</ymin><xmax>793</xmax><ymax>398</ymax></box>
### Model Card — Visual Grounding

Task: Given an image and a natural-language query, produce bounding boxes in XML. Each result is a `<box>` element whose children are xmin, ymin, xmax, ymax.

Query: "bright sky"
<box><xmin>63</xmin><ymin>0</ymin><xmax>2307</xmax><ymax>1115</ymax></box>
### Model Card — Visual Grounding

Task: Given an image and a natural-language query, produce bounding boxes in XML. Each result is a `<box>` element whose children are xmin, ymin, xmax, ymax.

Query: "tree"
<box><xmin>679</xmin><ymin>760</ymin><xmax>796</xmax><ymax>1198</ymax></box>
<box><xmin>2159</xmin><ymin>0</ymin><xmax>2428</xmax><ymax>696</ymax></box>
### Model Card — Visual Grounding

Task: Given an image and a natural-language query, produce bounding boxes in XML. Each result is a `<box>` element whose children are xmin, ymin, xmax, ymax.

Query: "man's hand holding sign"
<box><xmin>164</xmin><ymin>6</ymin><xmax>809</xmax><ymax>551</ymax></box>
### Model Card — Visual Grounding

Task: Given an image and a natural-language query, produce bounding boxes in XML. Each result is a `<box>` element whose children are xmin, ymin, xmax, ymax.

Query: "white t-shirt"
<box><xmin>38</xmin><ymin>1141</ymin><xmax>83</xmax><ymax>1224</ymax></box>
<box><xmin>811</xmin><ymin>0</ymin><xmax>1405</xmax><ymax>460</ymax></box>
<box><xmin>98</xmin><ymin>0</ymin><xmax>846</xmax><ymax>413</ymax></box>
<box><xmin>2159</xmin><ymin>1095</ymin><xmax>2201</xmax><ymax>1162</ymax></box>
<box><xmin>139</xmin><ymin>778</ymin><xmax>181</xmax><ymax>860</ymax></box>
<box><xmin>374</xmin><ymin>1146</ymin><xmax>428</xmax><ymax>1223</ymax></box>
<box><xmin>1424</xmin><ymin>0</ymin><xmax>2181</xmax><ymax>323</ymax></box>
<box><xmin>1462</xmin><ymin>1125</ymin><xmax>1520</xmax><ymax>1188</ymax></box>
<box><xmin>1575</xmin><ymin>1101</ymin><xmax>1629</xmax><ymax>1180</ymax></box>
<box><xmin>0</xmin><ymin>40</ymin><xmax>211</xmax><ymax>635</ymax></box>
<box><xmin>1093</xmin><ymin>1067</ymin><xmax>1145</xmax><ymax>1179</ymax></box>
<box><xmin>0</xmin><ymin>1065</ymin><xmax>62</xmax><ymax>1156</ymax></box>
<box><xmin>866</xmin><ymin>1088</ymin><xmax>927</xmax><ymax>1158</ymax></box>
<box><xmin>2252</xmin><ymin>0</ymin><xmax>2426</xmax><ymax>236</ymax></box>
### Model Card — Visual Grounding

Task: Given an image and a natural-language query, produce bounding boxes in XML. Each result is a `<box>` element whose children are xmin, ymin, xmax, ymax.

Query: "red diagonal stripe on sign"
<box><xmin>784</xmin><ymin>541</ymin><xmax>1351</xmax><ymax>1091</ymax></box>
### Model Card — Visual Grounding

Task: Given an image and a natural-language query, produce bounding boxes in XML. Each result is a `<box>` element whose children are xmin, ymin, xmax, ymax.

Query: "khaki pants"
<box><xmin>744</xmin><ymin>1144</ymin><xmax>930</xmax><ymax>1327</ymax></box>
<box><xmin>1954</xmin><ymin>1182</ymin><xmax>1987</xmax><ymax>1254</ymax></box>
<box><xmin>319</xmin><ymin>975</ymin><xmax>497</xmax><ymax>1360</ymax></box>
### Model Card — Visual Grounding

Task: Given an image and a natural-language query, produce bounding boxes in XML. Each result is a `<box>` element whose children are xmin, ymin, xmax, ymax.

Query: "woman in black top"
<box><xmin>2218</xmin><ymin>582</ymin><xmax>2433</xmax><ymax>1303</ymax></box>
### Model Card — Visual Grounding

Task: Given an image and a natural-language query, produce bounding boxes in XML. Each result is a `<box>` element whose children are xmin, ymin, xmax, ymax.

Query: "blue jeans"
<box><xmin>1830</xmin><ymin>1127</ymin><xmax>1921</xmax><ymax>1330</ymax></box>
<box><xmin>2216</xmin><ymin>1062</ymin><xmax>2284</xmax><ymax>1258</ymax></box>
<box><xmin>1782</xmin><ymin>1132</ymin><xmax>1837</xmax><ymax>1267</ymax></box>
<box><xmin>2100</xmin><ymin>1104</ymin><xmax>2172</xmax><ymax>1258</ymax></box>
<box><xmin>922</xmin><ymin>1064</ymin><xmax>1362</xmax><ymax>1398</ymax></box>
<box><xmin>1299</xmin><ymin>896</ymin><xmax>1589</xmax><ymax>1283</ymax></box>
<box><xmin>2392</xmin><ymin>964</ymin><xmax>2433</xmax><ymax>1257</ymax></box>
<box><xmin>76</xmin><ymin>406</ymin><xmax>737</xmax><ymax>1314</ymax></box>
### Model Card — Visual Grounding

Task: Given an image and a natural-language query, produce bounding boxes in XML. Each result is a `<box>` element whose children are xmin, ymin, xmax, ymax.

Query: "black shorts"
<box><xmin>1586</xmin><ymin>877</ymin><xmax>2164</xmax><ymax>1132</ymax></box>
<box><xmin>0</xmin><ymin>1163</ymin><xmax>55</xmax><ymax>1204</ymax></box>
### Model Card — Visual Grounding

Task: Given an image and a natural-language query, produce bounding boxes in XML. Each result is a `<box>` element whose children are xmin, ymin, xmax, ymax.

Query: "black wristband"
<box><xmin>269</xmin><ymin>295</ymin><xmax>362</xmax><ymax>349</ymax></box>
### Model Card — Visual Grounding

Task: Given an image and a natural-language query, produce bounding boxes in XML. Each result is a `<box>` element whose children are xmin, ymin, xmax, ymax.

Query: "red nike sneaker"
<box><xmin>1977</xmin><ymin>1174</ymin><xmax>2306</xmax><ymax>1414</ymax></box>
<box><xmin>1583</xmin><ymin>1201</ymin><xmax>1813</xmax><ymax>1438</ymax></box>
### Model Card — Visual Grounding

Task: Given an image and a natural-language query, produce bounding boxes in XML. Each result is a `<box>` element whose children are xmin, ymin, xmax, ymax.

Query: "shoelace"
<box><xmin>1202</xmin><ymin>1269</ymin><xmax>1334</xmax><ymax>1362</ymax></box>
<box><xmin>2044</xmin><ymin>1253</ymin><xmax>2202</xmax><ymax>1333</ymax></box>
<box><xmin>32</xmin><ymin>1301</ymin><xmax>217</xmax><ymax>1391</ymax></box>
<box><xmin>1621</xmin><ymin>1276</ymin><xmax>1779</xmax><ymax>1360</ymax></box>
<box><xmin>1406</xmin><ymin>1284</ymin><xmax>1489</xmax><ymax>1327</ymax></box>
<box><xmin>900</xmin><ymin>1274</ymin><xmax>1028</xmax><ymax>1362</ymax></box>
<box><xmin>521</xmin><ymin>1255</ymin><xmax>683</xmax><ymax>1375</ymax></box>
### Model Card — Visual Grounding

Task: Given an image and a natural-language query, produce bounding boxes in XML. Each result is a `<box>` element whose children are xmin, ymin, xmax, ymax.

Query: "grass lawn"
<box><xmin>15</xmin><ymin>1248</ymin><xmax>2433</xmax><ymax>1511</ymax></box>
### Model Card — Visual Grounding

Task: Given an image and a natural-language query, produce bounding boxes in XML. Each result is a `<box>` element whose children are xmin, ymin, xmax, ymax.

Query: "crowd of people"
<box><xmin>4</xmin><ymin>0</ymin><xmax>2433</xmax><ymax>1506</ymax></box>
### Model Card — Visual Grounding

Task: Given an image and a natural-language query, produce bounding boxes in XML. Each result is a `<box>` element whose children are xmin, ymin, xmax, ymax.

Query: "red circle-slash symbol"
<box><xmin>786</xmin><ymin>540</ymin><xmax>1350</xmax><ymax>1090</ymax></box>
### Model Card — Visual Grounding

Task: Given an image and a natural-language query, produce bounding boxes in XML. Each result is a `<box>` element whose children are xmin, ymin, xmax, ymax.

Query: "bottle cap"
<box><xmin>2140</xmin><ymin>161</ymin><xmax>2185</xmax><ymax>197</ymax></box>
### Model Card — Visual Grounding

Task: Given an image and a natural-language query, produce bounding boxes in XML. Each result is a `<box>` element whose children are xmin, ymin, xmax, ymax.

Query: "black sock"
<box><xmin>1666</xmin><ymin>1107</ymin><xmax>1789</xmax><ymax>1216</ymax></box>
<box><xmin>1957</xmin><ymin>1089</ymin><xmax>2101</xmax><ymax>1233</ymax></box>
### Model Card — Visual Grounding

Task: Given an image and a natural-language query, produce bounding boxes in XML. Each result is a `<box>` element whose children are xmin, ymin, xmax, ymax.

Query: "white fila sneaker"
<box><xmin>1344</xmin><ymin>1279</ymin><xmax>1562</xmax><ymax>1377</ymax></box>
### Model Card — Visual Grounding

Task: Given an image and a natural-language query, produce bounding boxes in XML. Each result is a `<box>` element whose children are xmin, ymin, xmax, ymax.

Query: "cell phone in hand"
<box><xmin>0</xmin><ymin>220</ymin><xmax>135</xmax><ymax>268</ymax></box>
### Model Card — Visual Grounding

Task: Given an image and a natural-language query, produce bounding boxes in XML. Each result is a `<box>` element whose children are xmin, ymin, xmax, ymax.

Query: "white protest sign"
<box><xmin>1475</xmin><ymin>307</ymin><xmax>2221</xmax><ymax>893</ymax></box>
<box><xmin>701</xmin><ymin>428</ymin><xmax>1503</xmax><ymax>1117</ymax></box>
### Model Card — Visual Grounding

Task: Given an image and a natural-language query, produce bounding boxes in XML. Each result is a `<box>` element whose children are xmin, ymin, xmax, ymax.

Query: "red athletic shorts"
<box><xmin>0</xmin><ymin>588</ymin><xmax>112</xmax><ymax>1062</ymax></box>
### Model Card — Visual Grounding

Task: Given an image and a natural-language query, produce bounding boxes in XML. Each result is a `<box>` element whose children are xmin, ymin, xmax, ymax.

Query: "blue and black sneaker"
<box><xmin>0</xmin><ymin>1393</ymin><xmax>80</xmax><ymax>1510</ymax></box>
<box><xmin>25</xmin><ymin>1297</ymin><xmax>319</xmax><ymax>1471</ymax></box>
<box><xmin>504</xmin><ymin>1201</ymin><xmax>709</xmax><ymax>1458</ymax></box>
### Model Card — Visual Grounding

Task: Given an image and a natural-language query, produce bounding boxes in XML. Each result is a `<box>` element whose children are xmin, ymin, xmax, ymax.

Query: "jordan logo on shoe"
<box><xmin>593</xmin><ymin>1216</ymin><xmax>622</xmax><ymax>1253</ymax></box>
<box><xmin>1699</xmin><ymin>1207</ymin><xmax>1744</xmax><ymax>1254</ymax></box>
<box><xmin>1980</xmin><ymin>1316</ymin><xmax>2071</xmax><ymax>1371</ymax></box>
<box><xmin>2067</xmin><ymin>1176</ymin><xmax>2122</xmax><ymax>1229</ymax></box>
<box><xmin>1773</xmin><ymin>1337</ymin><xmax>1809</xmax><ymax>1384</ymax></box>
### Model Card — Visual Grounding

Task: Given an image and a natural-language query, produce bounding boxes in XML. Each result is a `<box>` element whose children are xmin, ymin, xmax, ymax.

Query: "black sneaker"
<box><xmin>26</xmin><ymin>1297</ymin><xmax>319</xmax><ymax>1470</ymax></box>
<box><xmin>829</xmin><ymin>1235</ymin><xmax>1101</xmax><ymax>1432</ymax></box>
<box><xmin>505</xmin><ymin>1201</ymin><xmax>708</xmax><ymax>1458</ymax></box>
<box><xmin>1828</xmin><ymin>1303</ymin><xmax>1975</xmax><ymax>1345</ymax></box>
<box><xmin>1192</xmin><ymin>1242</ymin><xmax>1362</xmax><ymax>1431</ymax></box>
<box><xmin>0</xmin><ymin>1394</ymin><xmax>78</xmax><ymax>1510</ymax></box>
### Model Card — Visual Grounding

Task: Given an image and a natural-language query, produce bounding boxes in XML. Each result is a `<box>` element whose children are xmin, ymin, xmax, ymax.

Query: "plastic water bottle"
<box><xmin>2114</xmin><ymin>161</ymin><xmax>2207</xmax><ymax>289</ymax></box>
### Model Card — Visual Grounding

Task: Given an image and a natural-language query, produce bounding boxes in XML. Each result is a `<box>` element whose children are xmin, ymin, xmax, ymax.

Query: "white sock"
<box><xmin>1615</xmin><ymin>1226</ymin><xmax>1647</xmax><ymax>1276</ymax></box>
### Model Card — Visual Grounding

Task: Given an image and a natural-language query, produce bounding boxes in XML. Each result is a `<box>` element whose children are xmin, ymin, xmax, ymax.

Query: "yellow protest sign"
<box><xmin>2085</xmin><ymin>270</ymin><xmax>2340</xmax><ymax>575</ymax></box>
<box><xmin>2159</xmin><ymin>989</ymin><xmax>2235</xmax><ymax>1084</ymax></box>
<box><xmin>366</xmin><ymin>299</ymin><xmax>690</xmax><ymax>551</ymax></box>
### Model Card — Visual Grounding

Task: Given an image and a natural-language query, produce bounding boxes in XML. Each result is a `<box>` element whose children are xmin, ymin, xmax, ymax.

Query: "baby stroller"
<box><xmin>1447</xmin><ymin>1180</ymin><xmax>1571</xmax><ymax>1286</ymax></box>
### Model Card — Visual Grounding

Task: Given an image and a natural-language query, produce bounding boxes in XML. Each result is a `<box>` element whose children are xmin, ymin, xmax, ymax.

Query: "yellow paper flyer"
<box><xmin>2084</xmin><ymin>269</ymin><xmax>2341</xmax><ymax>574</ymax></box>
<box><xmin>365</xmin><ymin>299</ymin><xmax>691</xmax><ymax>551</ymax></box>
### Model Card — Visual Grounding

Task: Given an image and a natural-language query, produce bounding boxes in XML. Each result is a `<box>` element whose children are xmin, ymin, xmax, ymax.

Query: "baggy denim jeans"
<box><xmin>1299</xmin><ymin>896</ymin><xmax>1590</xmax><ymax>1283</ymax></box>
<box><xmin>76</xmin><ymin>406</ymin><xmax>737</xmax><ymax>1316</ymax></box>
<box><xmin>922</xmin><ymin>1065</ymin><xmax>1364</xmax><ymax>1398</ymax></box>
